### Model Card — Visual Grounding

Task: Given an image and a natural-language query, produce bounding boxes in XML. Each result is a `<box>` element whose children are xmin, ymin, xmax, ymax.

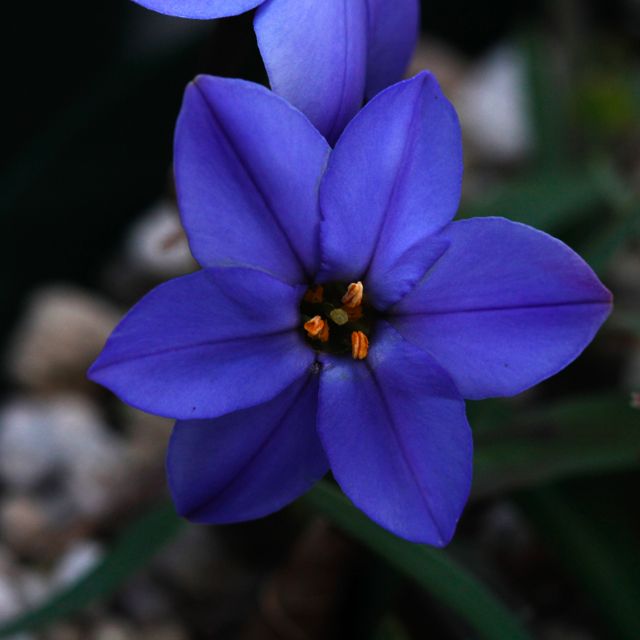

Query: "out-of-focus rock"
<box><xmin>0</xmin><ymin>493</ymin><xmax>82</xmax><ymax>560</ymax></box>
<box><xmin>125</xmin><ymin>201</ymin><xmax>196</xmax><ymax>279</ymax></box>
<box><xmin>103</xmin><ymin>201</ymin><xmax>196</xmax><ymax>300</ymax></box>
<box><xmin>408</xmin><ymin>37</ymin><xmax>468</xmax><ymax>99</ymax></box>
<box><xmin>0</xmin><ymin>394</ymin><xmax>136</xmax><ymax>559</ymax></box>
<box><xmin>455</xmin><ymin>44</ymin><xmax>533</xmax><ymax>163</ymax></box>
<box><xmin>5</xmin><ymin>286</ymin><xmax>120</xmax><ymax>392</ymax></box>
<box><xmin>52</xmin><ymin>540</ymin><xmax>104</xmax><ymax>589</ymax></box>
<box><xmin>138</xmin><ymin>622</ymin><xmax>189</xmax><ymax>640</ymax></box>
<box><xmin>0</xmin><ymin>401</ymin><xmax>61</xmax><ymax>489</ymax></box>
<box><xmin>47</xmin><ymin>624</ymin><xmax>85</xmax><ymax>640</ymax></box>
<box><xmin>0</xmin><ymin>395</ymin><xmax>128</xmax><ymax>519</ymax></box>
<box><xmin>0</xmin><ymin>551</ymin><xmax>40</xmax><ymax>638</ymax></box>
<box><xmin>51</xmin><ymin>402</ymin><xmax>127</xmax><ymax>519</ymax></box>
<box><xmin>92</xmin><ymin>620</ymin><xmax>137</xmax><ymax>640</ymax></box>
<box><xmin>0</xmin><ymin>496</ymin><xmax>51</xmax><ymax>555</ymax></box>
<box><xmin>118</xmin><ymin>574</ymin><xmax>174</xmax><ymax>623</ymax></box>
<box><xmin>15</xmin><ymin>569</ymin><xmax>49</xmax><ymax>609</ymax></box>
<box><xmin>0</xmin><ymin>558</ymin><xmax>22</xmax><ymax>622</ymax></box>
<box><xmin>121</xmin><ymin>406</ymin><xmax>172</xmax><ymax>469</ymax></box>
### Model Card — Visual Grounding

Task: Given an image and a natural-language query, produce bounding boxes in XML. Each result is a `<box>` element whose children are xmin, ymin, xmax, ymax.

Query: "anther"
<box><xmin>304</xmin><ymin>285</ymin><xmax>324</xmax><ymax>304</ymax></box>
<box><xmin>351</xmin><ymin>331</ymin><xmax>369</xmax><ymax>360</ymax></box>
<box><xmin>342</xmin><ymin>281</ymin><xmax>363</xmax><ymax>309</ymax></box>
<box><xmin>304</xmin><ymin>315</ymin><xmax>329</xmax><ymax>342</ymax></box>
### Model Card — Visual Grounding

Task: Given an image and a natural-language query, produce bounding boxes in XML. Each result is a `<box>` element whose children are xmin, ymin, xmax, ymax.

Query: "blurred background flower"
<box><xmin>0</xmin><ymin>0</ymin><xmax>639</xmax><ymax>638</ymax></box>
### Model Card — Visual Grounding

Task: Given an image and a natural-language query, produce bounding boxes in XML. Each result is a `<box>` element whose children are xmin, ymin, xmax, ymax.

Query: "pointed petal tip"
<box><xmin>175</xmin><ymin>74</ymin><xmax>327</xmax><ymax>281</ymax></box>
<box><xmin>391</xmin><ymin>216</ymin><xmax>614</xmax><ymax>400</ymax></box>
<box><xmin>318</xmin><ymin>323</ymin><xmax>472</xmax><ymax>549</ymax></box>
<box><xmin>319</xmin><ymin>68</ymin><xmax>462</xmax><ymax>287</ymax></box>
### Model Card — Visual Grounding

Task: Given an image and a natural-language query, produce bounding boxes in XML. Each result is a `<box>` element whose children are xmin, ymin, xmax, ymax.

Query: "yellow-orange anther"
<box><xmin>304</xmin><ymin>315</ymin><xmax>329</xmax><ymax>343</ymax></box>
<box><xmin>351</xmin><ymin>331</ymin><xmax>369</xmax><ymax>360</ymax></box>
<box><xmin>304</xmin><ymin>285</ymin><xmax>324</xmax><ymax>304</ymax></box>
<box><xmin>342</xmin><ymin>281</ymin><xmax>363</xmax><ymax>309</ymax></box>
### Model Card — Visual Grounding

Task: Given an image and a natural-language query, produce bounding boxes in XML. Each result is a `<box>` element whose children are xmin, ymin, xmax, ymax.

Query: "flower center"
<box><xmin>300</xmin><ymin>281</ymin><xmax>372</xmax><ymax>359</ymax></box>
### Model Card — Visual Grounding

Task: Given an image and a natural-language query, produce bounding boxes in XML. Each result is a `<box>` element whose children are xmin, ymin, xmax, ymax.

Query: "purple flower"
<box><xmin>131</xmin><ymin>0</ymin><xmax>419</xmax><ymax>143</ymax></box>
<box><xmin>89</xmin><ymin>72</ymin><xmax>611</xmax><ymax>545</ymax></box>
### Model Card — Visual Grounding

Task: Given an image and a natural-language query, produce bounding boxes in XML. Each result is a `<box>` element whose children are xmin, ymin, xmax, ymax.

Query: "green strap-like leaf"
<box><xmin>461</xmin><ymin>167</ymin><xmax>608</xmax><ymax>232</ymax></box>
<box><xmin>303</xmin><ymin>481</ymin><xmax>532</xmax><ymax>640</ymax></box>
<box><xmin>473</xmin><ymin>394</ymin><xmax>640</xmax><ymax>499</ymax></box>
<box><xmin>0</xmin><ymin>502</ymin><xmax>183</xmax><ymax>639</ymax></box>
<box><xmin>520</xmin><ymin>487</ymin><xmax>640</xmax><ymax>640</ymax></box>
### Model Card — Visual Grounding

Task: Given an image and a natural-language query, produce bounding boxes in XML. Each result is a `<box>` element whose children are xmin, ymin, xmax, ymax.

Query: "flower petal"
<box><xmin>168</xmin><ymin>372</ymin><xmax>327</xmax><ymax>523</ymax></box>
<box><xmin>89</xmin><ymin>268</ymin><xmax>314</xmax><ymax>420</ymax></box>
<box><xmin>318</xmin><ymin>322</ymin><xmax>472</xmax><ymax>545</ymax></box>
<box><xmin>365</xmin><ymin>0</ymin><xmax>420</xmax><ymax>99</ymax></box>
<box><xmin>175</xmin><ymin>76</ymin><xmax>330</xmax><ymax>284</ymax></box>
<box><xmin>132</xmin><ymin>0</ymin><xmax>263</xmax><ymax>19</ymax></box>
<box><xmin>391</xmin><ymin>218</ymin><xmax>613</xmax><ymax>399</ymax></box>
<box><xmin>319</xmin><ymin>72</ymin><xmax>462</xmax><ymax>308</ymax></box>
<box><xmin>254</xmin><ymin>0</ymin><xmax>368</xmax><ymax>145</ymax></box>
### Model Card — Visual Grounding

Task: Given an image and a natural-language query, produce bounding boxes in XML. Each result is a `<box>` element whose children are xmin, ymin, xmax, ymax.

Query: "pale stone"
<box><xmin>6</xmin><ymin>286</ymin><xmax>120</xmax><ymax>392</ymax></box>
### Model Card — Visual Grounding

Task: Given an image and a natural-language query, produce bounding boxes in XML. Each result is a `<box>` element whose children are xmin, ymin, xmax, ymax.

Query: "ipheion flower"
<box><xmin>89</xmin><ymin>72</ymin><xmax>611</xmax><ymax>545</ymax></box>
<box><xmin>129</xmin><ymin>0</ymin><xmax>419</xmax><ymax>144</ymax></box>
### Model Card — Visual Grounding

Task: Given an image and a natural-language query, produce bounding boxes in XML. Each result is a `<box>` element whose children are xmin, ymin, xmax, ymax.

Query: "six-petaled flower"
<box><xmin>89</xmin><ymin>72</ymin><xmax>611</xmax><ymax>545</ymax></box>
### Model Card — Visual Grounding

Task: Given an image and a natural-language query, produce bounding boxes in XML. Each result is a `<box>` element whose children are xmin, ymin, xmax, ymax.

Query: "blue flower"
<box><xmin>131</xmin><ymin>0</ymin><xmax>419</xmax><ymax>144</ymax></box>
<box><xmin>89</xmin><ymin>72</ymin><xmax>611</xmax><ymax>545</ymax></box>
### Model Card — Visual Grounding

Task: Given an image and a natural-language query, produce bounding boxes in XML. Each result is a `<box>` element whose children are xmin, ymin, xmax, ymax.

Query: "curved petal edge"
<box><xmin>133</xmin><ymin>0</ymin><xmax>264</xmax><ymax>19</ymax></box>
<box><xmin>317</xmin><ymin>322</ymin><xmax>472</xmax><ymax>545</ymax></box>
<box><xmin>88</xmin><ymin>268</ymin><xmax>314</xmax><ymax>419</ymax></box>
<box><xmin>391</xmin><ymin>217</ymin><xmax>613</xmax><ymax>399</ymax></box>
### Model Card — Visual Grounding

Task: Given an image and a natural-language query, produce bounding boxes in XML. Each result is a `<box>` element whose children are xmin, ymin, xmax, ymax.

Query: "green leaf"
<box><xmin>522</xmin><ymin>32</ymin><xmax>570</xmax><ymax>171</ymax></box>
<box><xmin>520</xmin><ymin>486</ymin><xmax>640</xmax><ymax>640</ymax></box>
<box><xmin>582</xmin><ymin>203</ymin><xmax>640</xmax><ymax>273</ymax></box>
<box><xmin>304</xmin><ymin>481</ymin><xmax>532</xmax><ymax>640</ymax></box>
<box><xmin>0</xmin><ymin>502</ymin><xmax>183</xmax><ymax>638</ymax></box>
<box><xmin>473</xmin><ymin>394</ymin><xmax>640</xmax><ymax>499</ymax></box>
<box><xmin>461</xmin><ymin>166</ymin><xmax>608</xmax><ymax>233</ymax></box>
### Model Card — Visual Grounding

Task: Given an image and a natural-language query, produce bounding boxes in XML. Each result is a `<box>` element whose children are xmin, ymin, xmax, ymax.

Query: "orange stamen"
<box><xmin>351</xmin><ymin>331</ymin><xmax>369</xmax><ymax>360</ymax></box>
<box><xmin>342</xmin><ymin>281</ymin><xmax>363</xmax><ymax>309</ymax></box>
<box><xmin>304</xmin><ymin>315</ymin><xmax>329</xmax><ymax>343</ymax></box>
<box><xmin>344</xmin><ymin>304</ymin><xmax>363</xmax><ymax>322</ymax></box>
<box><xmin>304</xmin><ymin>285</ymin><xmax>324</xmax><ymax>304</ymax></box>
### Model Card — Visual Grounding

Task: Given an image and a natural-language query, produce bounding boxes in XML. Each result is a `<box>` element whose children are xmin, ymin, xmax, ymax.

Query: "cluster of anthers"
<box><xmin>301</xmin><ymin>281</ymin><xmax>370</xmax><ymax>360</ymax></box>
